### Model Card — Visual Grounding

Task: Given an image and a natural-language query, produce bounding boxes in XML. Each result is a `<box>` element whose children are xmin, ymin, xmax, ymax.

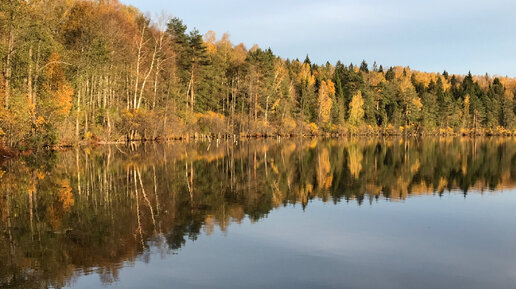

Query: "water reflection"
<box><xmin>1</xmin><ymin>137</ymin><xmax>515</xmax><ymax>288</ymax></box>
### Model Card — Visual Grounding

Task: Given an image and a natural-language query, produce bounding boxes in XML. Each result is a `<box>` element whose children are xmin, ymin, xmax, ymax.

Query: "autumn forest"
<box><xmin>1</xmin><ymin>0</ymin><xmax>516</xmax><ymax>150</ymax></box>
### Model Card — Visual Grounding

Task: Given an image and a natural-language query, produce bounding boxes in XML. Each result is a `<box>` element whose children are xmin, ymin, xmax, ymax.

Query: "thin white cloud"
<box><xmin>124</xmin><ymin>0</ymin><xmax>516</xmax><ymax>75</ymax></box>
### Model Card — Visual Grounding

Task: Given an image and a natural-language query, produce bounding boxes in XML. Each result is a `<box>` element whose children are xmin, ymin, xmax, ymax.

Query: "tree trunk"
<box><xmin>28</xmin><ymin>46</ymin><xmax>33</xmax><ymax>130</ymax></box>
<box><xmin>134</xmin><ymin>25</ymin><xmax>145</xmax><ymax>109</ymax></box>
<box><xmin>190</xmin><ymin>65</ymin><xmax>195</xmax><ymax>114</ymax></box>
<box><xmin>76</xmin><ymin>87</ymin><xmax>81</xmax><ymax>141</ymax></box>
<box><xmin>32</xmin><ymin>42</ymin><xmax>41</xmax><ymax>134</ymax></box>
<box><xmin>265</xmin><ymin>95</ymin><xmax>269</xmax><ymax>122</ymax></box>
<box><xmin>254</xmin><ymin>92</ymin><xmax>258</xmax><ymax>122</ymax></box>
<box><xmin>231</xmin><ymin>77</ymin><xmax>236</xmax><ymax>134</ymax></box>
<box><xmin>185</xmin><ymin>77</ymin><xmax>192</xmax><ymax>120</ymax></box>
<box><xmin>4</xmin><ymin>20</ymin><xmax>14</xmax><ymax>109</ymax></box>
<box><xmin>152</xmin><ymin>32</ymin><xmax>164</xmax><ymax>110</ymax></box>
<box><xmin>137</xmin><ymin>41</ymin><xmax>157</xmax><ymax>109</ymax></box>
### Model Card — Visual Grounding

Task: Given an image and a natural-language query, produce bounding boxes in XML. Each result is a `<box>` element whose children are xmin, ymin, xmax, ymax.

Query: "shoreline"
<box><xmin>2</xmin><ymin>132</ymin><xmax>514</xmax><ymax>160</ymax></box>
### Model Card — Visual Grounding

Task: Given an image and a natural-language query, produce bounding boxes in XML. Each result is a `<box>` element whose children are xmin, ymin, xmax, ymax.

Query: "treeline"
<box><xmin>1</xmin><ymin>0</ymin><xmax>516</xmax><ymax>148</ymax></box>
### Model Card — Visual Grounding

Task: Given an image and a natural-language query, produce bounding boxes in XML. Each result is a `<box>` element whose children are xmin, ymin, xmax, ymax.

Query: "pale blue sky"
<box><xmin>123</xmin><ymin>0</ymin><xmax>516</xmax><ymax>76</ymax></box>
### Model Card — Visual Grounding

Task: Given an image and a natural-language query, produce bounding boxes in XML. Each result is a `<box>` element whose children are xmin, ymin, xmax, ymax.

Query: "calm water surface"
<box><xmin>1</xmin><ymin>138</ymin><xmax>516</xmax><ymax>289</ymax></box>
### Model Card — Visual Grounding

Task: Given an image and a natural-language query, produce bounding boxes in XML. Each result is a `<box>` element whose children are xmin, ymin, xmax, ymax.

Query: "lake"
<box><xmin>1</xmin><ymin>138</ymin><xmax>516</xmax><ymax>289</ymax></box>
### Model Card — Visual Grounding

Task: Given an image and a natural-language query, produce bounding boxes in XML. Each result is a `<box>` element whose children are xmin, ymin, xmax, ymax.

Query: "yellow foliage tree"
<box><xmin>348</xmin><ymin>91</ymin><xmax>364</xmax><ymax>127</ymax></box>
<box><xmin>318</xmin><ymin>80</ymin><xmax>334</xmax><ymax>126</ymax></box>
<box><xmin>367</xmin><ymin>71</ymin><xmax>386</xmax><ymax>87</ymax></box>
<box><xmin>439</xmin><ymin>75</ymin><xmax>452</xmax><ymax>91</ymax></box>
<box><xmin>463</xmin><ymin>94</ymin><xmax>471</xmax><ymax>128</ymax></box>
<box><xmin>297</xmin><ymin>63</ymin><xmax>315</xmax><ymax>87</ymax></box>
<box><xmin>204</xmin><ymin>30</ymin><xmax>217</xmax><ymax>54</ymax></box>
<box><xmin>43</xmin><ymin>53</ymin><xmax>73</xmax><ymax>120</ymax></box>
<box><xmin>399</xmin><ymin>75</ymin><xmax>414</xmax><ymax>94</ymax></box>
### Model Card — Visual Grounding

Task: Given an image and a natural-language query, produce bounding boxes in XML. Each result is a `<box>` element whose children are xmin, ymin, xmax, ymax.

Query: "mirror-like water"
<box><xmin>1</xmin><ymin>138</ymin><xmax>516</xmax><ymax>289</ymax></box>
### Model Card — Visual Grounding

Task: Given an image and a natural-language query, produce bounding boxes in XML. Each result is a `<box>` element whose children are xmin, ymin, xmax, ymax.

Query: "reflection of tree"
<box><xmin>0</xmin><ymin>138</ymin><xmax>515</xmax><ymax>287</ymax></box>
<box><xmin>347</xmin><ymin>142</ymin><xmax>363</xmax><ymax>179</ymax></box>
<box><xmin>317</xmin><ymin>146</ymin><xmax>332</xmax><ymax>189</ymax></box>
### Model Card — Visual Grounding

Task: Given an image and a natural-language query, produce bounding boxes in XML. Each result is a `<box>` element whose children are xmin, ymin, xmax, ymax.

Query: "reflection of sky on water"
<box><xmin>2</xmin><ymin>138</ymin><xmax>515</xmax><ymax>288</ymax></box>
<box><xmin>69</xmin><ymin>191</ymin><xmax>516</xmax><ymax>289</ymax></box>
